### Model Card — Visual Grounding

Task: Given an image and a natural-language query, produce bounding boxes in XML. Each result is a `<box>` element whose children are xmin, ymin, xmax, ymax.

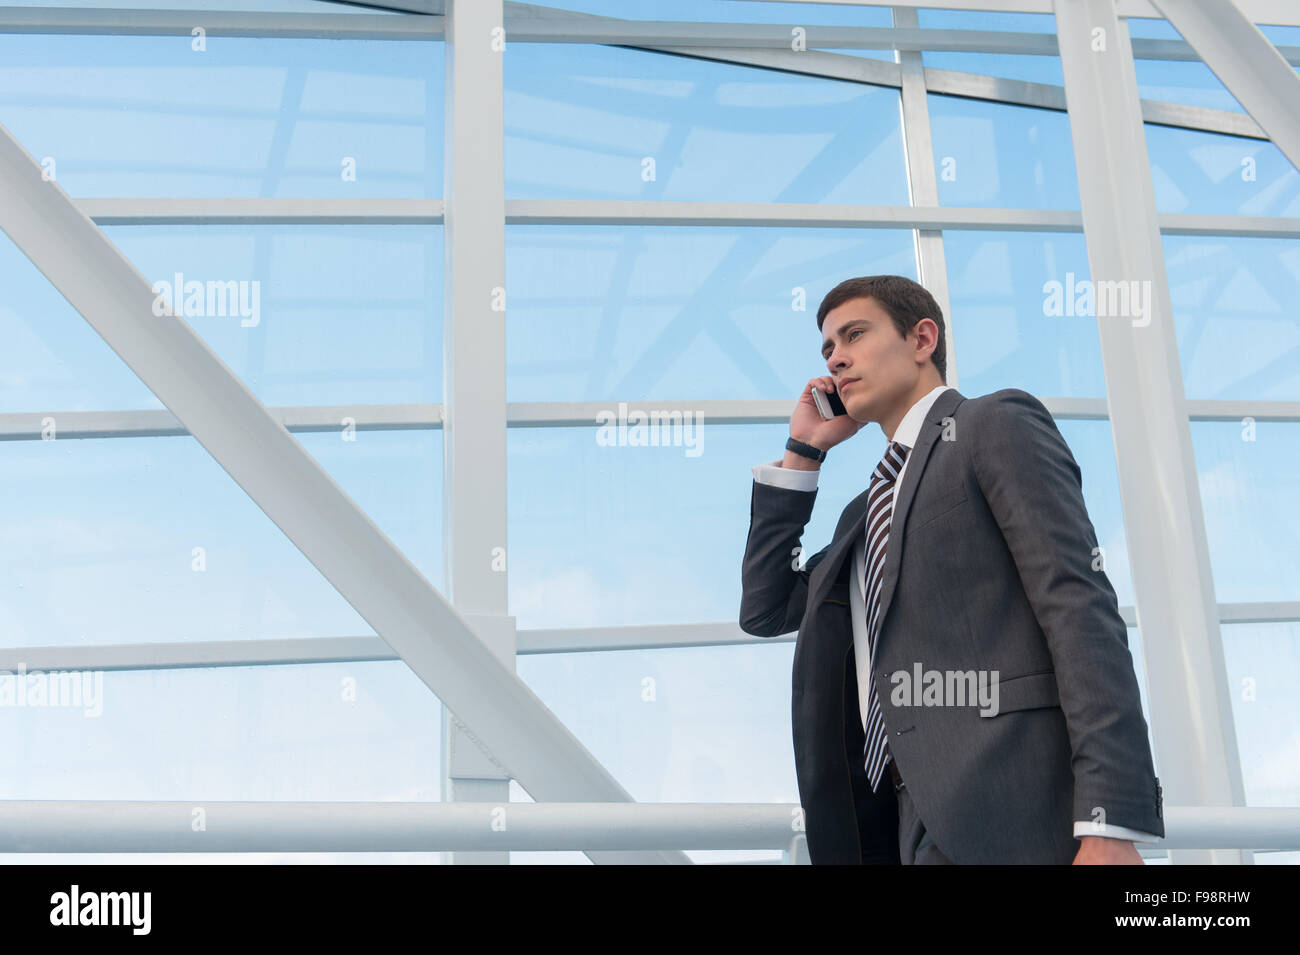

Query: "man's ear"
<box><xmin>914</xmin><ymin>318</ymin><xmax>938</xmax><ymax>358</ymax></box>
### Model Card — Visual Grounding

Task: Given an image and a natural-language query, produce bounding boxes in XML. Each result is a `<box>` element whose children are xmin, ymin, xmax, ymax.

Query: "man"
<box><xmin>739</xmin><ymin>275</ymin><xmax>1163</xmax><ymax>864</ymax></box>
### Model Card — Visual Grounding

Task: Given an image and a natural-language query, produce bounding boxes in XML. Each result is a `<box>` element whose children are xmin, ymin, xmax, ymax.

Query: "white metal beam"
<box><xmin>1152</xmin><ymin>0</ymin><xmax>1300</xmax><ymax>171</ymax></box>
<box><xmin>0</xmin><ymin>7</ymin><xmax>443</xmax><ymax>38</ymax></box>
<box><xmin>0</xmin><ymin>122</ymin><xmax>688</xmax><ymax>866</ymax></box>
<box><xmin>1054</xmin><ymin>0</ymin><xmax>1247</xmax><ymax>865</ymax></box>
<box><xmin>0</xmin><ymin>801</ymin><xmax>1294</xmax><ymax>852</ymax></box>
<box><xmin>894</xmin><ymin>6</ymin><xmax>958</xmax><ymax>388</ymax></box>
<box><xmin>63</xmin><ymin>199</ymin><xmax>1300</xmax><ymax>237</ymax></box>
<box><xmin>7</xmin><ymin>397</ymin><xmax>1300</xmax><ymax>443</ymax></box>
<box><xmin>439</xmin><ymin>0</ymin><xmax>514</xmax><ymax>865</ymax></box>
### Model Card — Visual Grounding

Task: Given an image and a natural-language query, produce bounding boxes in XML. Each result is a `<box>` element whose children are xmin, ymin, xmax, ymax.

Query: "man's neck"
<box><xmin>881</xmin><ymin>378</ymin><xmax>944</xmax><ymax>442</ymax></box>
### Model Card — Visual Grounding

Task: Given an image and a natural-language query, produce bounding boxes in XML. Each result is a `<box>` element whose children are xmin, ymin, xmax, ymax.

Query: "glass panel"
<box><xmin>1166</xmin><ymin>235</ymin><xmax>1300</xmax><ymax>399</ymax></box>
<box><xmin>0</xmin><ymin>660</ymin><xmax>442</xmax><ymax>800</ymax></box>
<box><xmin>2</xmin><ymin>225</ymin><xmax>444</xmax><ymax>411</ymax></box>
<box><xmin>944</xmin><ymin>230</ymin><xmax>1104</xmax><ymax>398</ymax></box>
<box><xmin>0</xmin><ymin>35</ymin><xmax>442</xmax><ymax>197</ymax></box>
<box><xmin>0</xmin><ymin>429</ymin><xmax>442</xmax><ymax>647</ymax></box>
<box><xmin>1221</xmin><ymin>622</ymin><xmax>1300</xmax><ymax>807</ymax></box>
<box><xmin>509</xmin><ymin>421</ymin><xmax>786</xmax><ymax>631</ymax></box>
<box><xmin>1148</xmin><ymin>127</ymin><xmax>1300</xmax><ymax>217</ymax></box>
<box><xmin>515</xmin><ymin>642</ymin><xmax>796</xmax><ymax>864</ymax></box>
<box><xmin>1134</xmin><ymin>59</ymin><xmax>1245</xmax><ymax>114</ymax></box>
<box><xmin>505</xmin><ymin>225</ymin><xmax>917</xmax><ymax>402</ymax></box>
<box><xmin>928</xmin><ymin>95</ymin><xmax>1080</xmax><ymax>209</ymax></box>
<box><xmin>505</xmin><ymin>45</ymin><xmax>909</xmax><ymax>203</ymax></box>
<box><xmin>1191</xmin><ymin>421</ymin><xmax>1300</xmax><ymax>603</ymax></box>
<box><xmin>1058</xmin><ymin>419</ymin><xmax>1134</xmax><ymax>609</ymax></box>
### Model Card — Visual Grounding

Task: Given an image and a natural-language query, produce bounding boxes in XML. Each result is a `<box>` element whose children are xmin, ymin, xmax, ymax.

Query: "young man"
<box><xmin>739</xmin><ymin>275</ymin><xmax>1163</xmax><ymax>864</ymax></box>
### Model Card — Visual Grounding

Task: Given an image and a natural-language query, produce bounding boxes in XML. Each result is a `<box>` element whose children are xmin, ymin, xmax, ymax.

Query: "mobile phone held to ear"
<box><xmin>812</xmin><ymin>384</ymin><xmax>847</xmax><ymax>420</ymax></box>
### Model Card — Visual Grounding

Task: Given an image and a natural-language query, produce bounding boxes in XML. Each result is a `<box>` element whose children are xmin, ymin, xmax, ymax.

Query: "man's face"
<box><xmin>820</xmin><ymin>296</ymin><xmax>922</xmax><ymax>424</ymax></box>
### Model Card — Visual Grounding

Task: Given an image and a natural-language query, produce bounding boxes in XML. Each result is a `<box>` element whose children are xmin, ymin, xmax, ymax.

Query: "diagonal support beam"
<box><xmin>0</xmin><ymin>123</ymin><xmax>689</xmax><ymax>865</ymax></box>
<box><xmin>1151</xmin><ymin>0</ymin><xmax>1300</xmax><ymax>170</ymax></box>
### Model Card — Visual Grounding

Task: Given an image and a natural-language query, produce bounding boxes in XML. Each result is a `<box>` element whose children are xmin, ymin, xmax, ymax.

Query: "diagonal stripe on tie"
<box><xmin>862</xmin><ymin>439</ymin><xmax>910</xmax><ymax>793</ymax></box>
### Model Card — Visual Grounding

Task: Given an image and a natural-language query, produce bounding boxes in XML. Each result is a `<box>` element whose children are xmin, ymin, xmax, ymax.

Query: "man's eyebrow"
<box><xmin>821</xmin><ymin>319</ymin><xmax>867</xmax><ymax>356</ymax></box>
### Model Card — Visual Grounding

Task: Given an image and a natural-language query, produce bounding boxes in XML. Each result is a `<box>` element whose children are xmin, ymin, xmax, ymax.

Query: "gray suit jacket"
<box><xmin>739</xmin><ymin>387</ymin><xmax>1164</xmax><ymax>863</ymax></box>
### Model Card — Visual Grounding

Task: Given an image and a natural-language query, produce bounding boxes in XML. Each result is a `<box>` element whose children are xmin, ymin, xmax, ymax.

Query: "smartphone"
<box><xmin>812</xmin><ymin>383</ymin><xmax>847</xmax><ymax>420</ymax></box>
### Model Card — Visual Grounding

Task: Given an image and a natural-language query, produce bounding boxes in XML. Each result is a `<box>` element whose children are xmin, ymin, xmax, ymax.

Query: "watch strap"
<box><xmin>786</xmin><ymin>437</ymin><xmax>827</xmax><ymax>463</ymax></box>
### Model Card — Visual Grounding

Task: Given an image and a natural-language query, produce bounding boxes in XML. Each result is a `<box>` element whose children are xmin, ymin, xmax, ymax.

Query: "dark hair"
<box><xmin>816</xmin><ymin>275</ymin><xmax>947</xmax><ymax>383</ymax></box>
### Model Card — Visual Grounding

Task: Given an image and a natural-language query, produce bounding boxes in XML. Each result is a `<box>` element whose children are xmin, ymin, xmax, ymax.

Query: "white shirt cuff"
<box><xmin>752</xmin><ymin>460</ymin><xmax>819</xmax><ymax>493</ymax></box>
<box><xmin>1073</xmin><ymin>821</ymin><xmax>1161</xmax><ymax>843</ymax></box>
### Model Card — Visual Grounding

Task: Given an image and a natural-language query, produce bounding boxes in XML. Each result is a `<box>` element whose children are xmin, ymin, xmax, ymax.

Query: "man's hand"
<box><xmin>1072</xmin><ymin>837</ymin><xmax>1143</xmax><ymax>865</ymax></box>
<box><xmin>789</xmin><ymin>377</ymin><xmax>864</xmax><ymax>453</ymax></box>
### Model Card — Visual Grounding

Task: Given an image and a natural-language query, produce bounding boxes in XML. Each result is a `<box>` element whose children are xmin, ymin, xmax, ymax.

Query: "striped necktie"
<box><xmin>863</xmin><ymin>439</ymin><xmax>910</xmax><ymax>793</ymax></box>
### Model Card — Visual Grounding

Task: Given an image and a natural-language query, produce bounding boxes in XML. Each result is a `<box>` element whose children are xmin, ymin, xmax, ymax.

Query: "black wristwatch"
<box><xmin>786</xmin><ymin>437</ymin><xmax>827</xmax><ymax>463</ymax></box>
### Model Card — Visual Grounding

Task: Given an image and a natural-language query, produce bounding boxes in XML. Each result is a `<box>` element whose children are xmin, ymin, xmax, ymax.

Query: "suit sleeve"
<box><xmin>971</xmin><ymin>389</ymin><xmax>1163</xmax><ymax>838</ymax></box>
<box><xmin>739</xmin><ymin>471</ymin><xmax>830</xmax><ymax>638</ymax></box>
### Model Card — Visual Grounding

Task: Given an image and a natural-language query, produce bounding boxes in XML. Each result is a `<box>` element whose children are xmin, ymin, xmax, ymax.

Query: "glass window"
<box><xmin>1191</xmin><ymin>421</ymin><xmax>1300</xmax><ymax>603</ymax></box>
<box><xmin>0</xmin><ymin>660</ymin><xmax>442</xmax><ymax>800</ymax></box>
<box><xmin>928</xmin><ymin>95</ymin><xmax>1080</xmax><ymax>209</ymax></box>
<box><xmin>0</xmin><ymin>35</ymin><xmax>442</xmax><ymax>197</ymax></box>
<box><xmin>944</xmin><ymin>230</ymin><xmax>1104</xmax><ymax>398</ymax></box>
<box><xmin>2</xmin><ymin>225</ymin><xmax>444</xmax><ymax>411</ymax></box>
<box><xmin>1221</xmin><ymin>622</ymin><xmax>1300</xmax><ymax>808</ymax></box>
<box><xmin>1166</xmin><ymin>235</ymin><xmax>1300</xmax><ymax>400</ymax></box>
<box><xmin>0</xmin><ymin>429</ymin><xmax>441</xmax><ymax>647</ymax></box>
<box><xmin>505</xmin><ymin>44</ymin><xmax>909</xmax><ymax>203</ymax></box>
<box><xmin>1134</xmin><ymin>59</ymin><xmax>1246</xmax><ymax>115</ymax></box>
<box><xmin>1147</xmin><ymin>127</ymin><xmax>1300</xmax><ymax>217</ymax></box>
<box><xmin>505</xmin><ymin>225</ymin><xmax>917</xmax><ymax>402</ymax></box>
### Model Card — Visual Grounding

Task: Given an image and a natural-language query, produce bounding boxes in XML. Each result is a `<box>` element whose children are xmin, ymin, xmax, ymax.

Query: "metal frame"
<box><xmin>0</xmin><ymin>801</ymin><xmax>1295</xmax><ymax>853</ymax></box>
<box><xmin>438</xmin><ymin>0</ymin><xmax>512</xmax><ymax>865</ymax></box>
<box><xmin>1</xmin><ymin>0</ymin><xmax>1297</xmax><ymax>863</ymax></box>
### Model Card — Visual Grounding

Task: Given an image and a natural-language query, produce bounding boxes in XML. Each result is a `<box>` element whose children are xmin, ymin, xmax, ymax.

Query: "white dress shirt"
<box><xmin>751</xmin><ymin>384</ymin><xmax>1157</xmax><ymax>845</ymax></box>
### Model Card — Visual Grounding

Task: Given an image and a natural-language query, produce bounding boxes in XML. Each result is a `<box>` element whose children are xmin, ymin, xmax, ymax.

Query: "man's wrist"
<box><xmin>780</xmin><ymin>449</ymin><xmax>821</xmax><ymax>471</ymax></box>
<box><xmin>783</xmin><ymin>436</ymin><xmax>825</xmax><ymax>470</ymax></box>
